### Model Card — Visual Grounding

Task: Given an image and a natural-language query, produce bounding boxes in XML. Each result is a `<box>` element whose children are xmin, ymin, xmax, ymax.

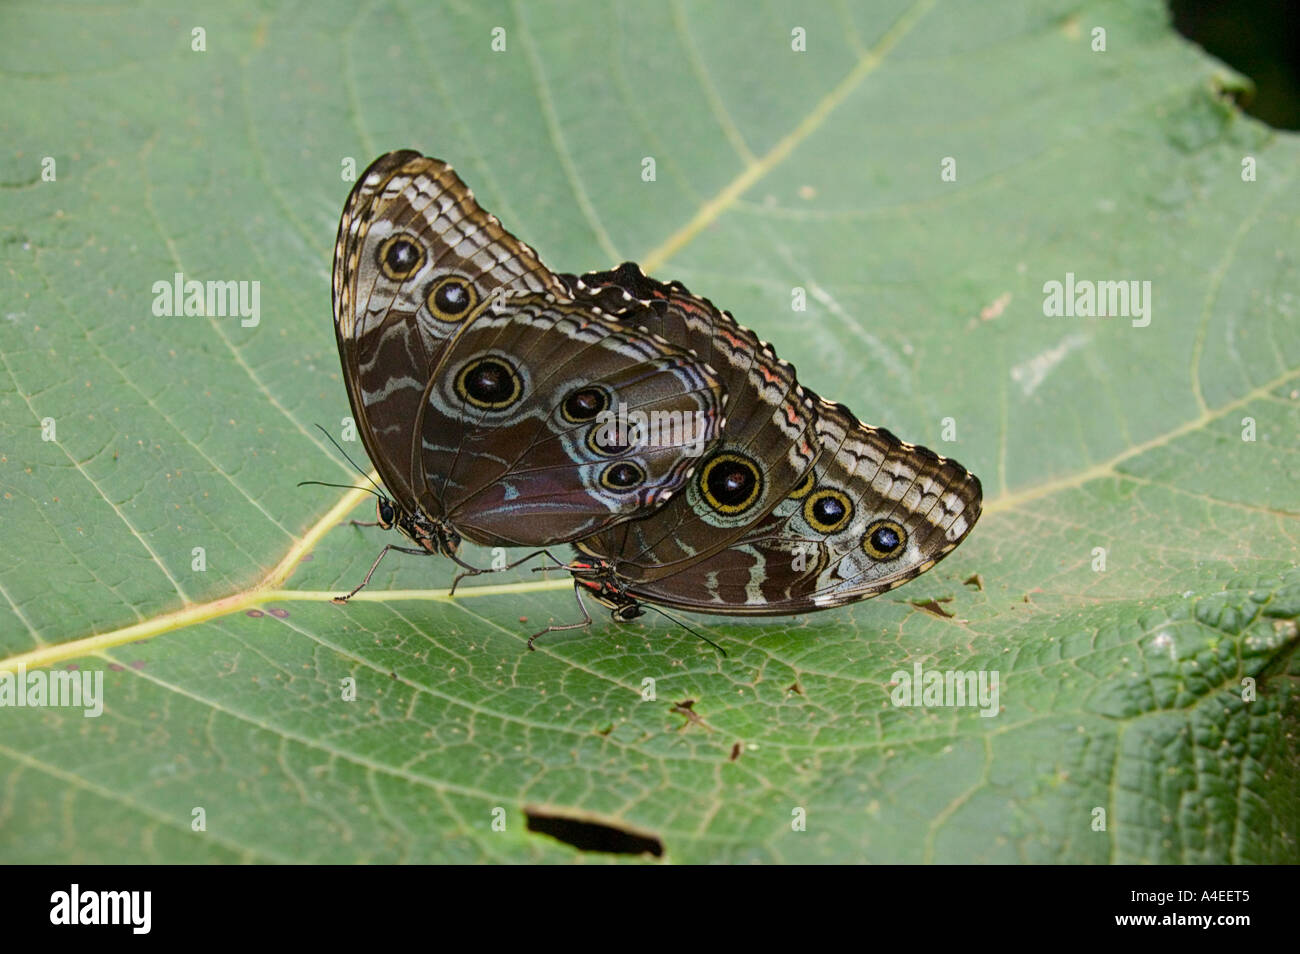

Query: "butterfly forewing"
<box><xmin>333</xmin><ymin>151</ymin><xmax>568</xmax><ymax>515</ymax></box>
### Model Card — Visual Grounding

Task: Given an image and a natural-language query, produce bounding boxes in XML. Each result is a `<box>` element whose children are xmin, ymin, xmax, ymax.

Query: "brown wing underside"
<box><xmin>563</xmin><ymin>265</ymin><xmax>982</xmax><ymax>614</ymax></box>
<box><xmin>331</xmin><ymin>150</ymin><xmax>567</xmax><ymax>514</ymax></box>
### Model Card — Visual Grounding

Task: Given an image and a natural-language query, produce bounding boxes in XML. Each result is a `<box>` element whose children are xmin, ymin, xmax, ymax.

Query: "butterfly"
<box><xmin>528</xmin><ymin>264</ymin><xmax>982</xmax><ymax>645</ymax></box>
<box><xmin>328</xmin><ymin>152</ymin><xmax>726</xmax><ymax>598</ymax></box>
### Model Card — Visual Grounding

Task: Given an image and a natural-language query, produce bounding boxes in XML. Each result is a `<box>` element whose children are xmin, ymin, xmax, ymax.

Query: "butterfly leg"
<box><xmin>526</xmin><ymin>582</ymin><xmax>594</xmax><ymax>651</ymax></box>
<box><xmin>448</xmin><ymin>548</ymin><xmax>569</xmax><ymax>597</ymax></box>
<box><xmin>332</xmin><ymin>543</ymin><xmax>430</xmax><ymax>604</ymax></box>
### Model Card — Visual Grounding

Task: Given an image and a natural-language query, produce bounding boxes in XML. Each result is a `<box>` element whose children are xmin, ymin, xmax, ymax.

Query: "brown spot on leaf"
<box><xmin>910</xmin><ymin>598</ymin><xmax>955</xmax><ymax>619</ymax></box>
<box><xmin>671</xmin><ymin>699</ymin><xmax>705</xmax><ymax>731</ymax></box>
<box><xmin>980</xmin><ymin>292</ymin><xmax>1011</xmax><ymax>321</ymax></box>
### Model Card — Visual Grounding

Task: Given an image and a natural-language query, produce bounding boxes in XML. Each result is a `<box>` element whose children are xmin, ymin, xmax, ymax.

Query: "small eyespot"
<box><xmin>788</xmin><ymin>471</ymin><xmax>815</xmax><ymax>499</ymax></box>
<box><xmin>377</xmin><ymin>234</ymin><xmax>425</xmax><ymax>281</ymax></box>
<box><xmin>600</xmin><ymin>461</ymin><xmax>645</xmax><ymax>491</ymax></box>
<box><xmin>426</xmin><ymin>276</ymin><xmax>477</xmax><ymax>321</ymax></box>
<box><xmin>804</xmin><ymin>488</ymin><xmax>853</xmax><ymax>534</ymax></box>
<box><xmin>562</xmin><ymin>386</ymin><xmax>610</xmax><ymax>423</ymax></box>
<box><xmin>863</xmin><ymin>519</ymin><xmax>907</xmax><ymax>560</ymax></box>
<box><xmin>699</xmin><ymin>452</ymin><xmax>763</xmax><ymax>514</ymax></box>
<box><xmin>455</xmin><ymin>357</ymin><xmax>522</xmax><ymax>410</ymax></box>
<box><xmin>585</xmin><ymin>414</ymin><xmax>631</xmax><ymax>457</ymax></box>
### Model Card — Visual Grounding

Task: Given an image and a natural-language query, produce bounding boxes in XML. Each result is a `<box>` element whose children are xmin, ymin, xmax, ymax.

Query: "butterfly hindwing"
<box><xmin>418</xmin><ymin>293</ymin><xmax>723</xmax><ymax>545</ymax></box>
<box><xmin>610</xmin><ymin>400</ymin><xmax>983</xmax><ymax>613</ymax></box>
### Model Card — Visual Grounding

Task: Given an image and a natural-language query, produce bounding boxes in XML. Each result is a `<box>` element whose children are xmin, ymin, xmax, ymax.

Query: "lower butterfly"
<box><xmin>523</xmin><ymin>264</ymin><xmax>983</xmax><ymax>648</ymax></box>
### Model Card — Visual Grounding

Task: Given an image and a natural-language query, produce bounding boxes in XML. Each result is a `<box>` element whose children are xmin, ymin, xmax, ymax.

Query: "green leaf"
<box><xmin>1</xmin><ymin>0</ymin><xmax>1297</xmax><ymax>863</ymax></box>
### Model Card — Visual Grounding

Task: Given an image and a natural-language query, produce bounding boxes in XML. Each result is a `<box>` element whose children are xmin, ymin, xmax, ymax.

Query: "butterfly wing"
<box><xmin>332</xmin><ymin>150</ymin><xmax>568</xmax><ymax>515</ymax></box>
<box><xmin>419</xmin><ymin>293</ymin><xmax>724</xmax><ymax>545</ymax></box>
<box><xmin>561</xmin><ymin>264</ymin><xmax>821</xmax><ymax>577</ymax></box>
<box><xmin>606</xmin><ymin>399</ymin><xmax>982</xmax><ymax>613</ymax></box>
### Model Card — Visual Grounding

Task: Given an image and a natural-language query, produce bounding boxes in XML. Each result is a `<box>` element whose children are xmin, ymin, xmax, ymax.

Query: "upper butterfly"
<box><xmin>330</xmin><ymin>151</ymin><xmax>725</xmax><ymax>590</ymax></box>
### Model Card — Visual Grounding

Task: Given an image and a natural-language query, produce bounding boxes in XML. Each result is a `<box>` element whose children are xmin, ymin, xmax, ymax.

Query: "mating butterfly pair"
<box><xmin>329</xmin><ymin>150</ymin><xmax>982</xmax><ymax>646</ymax></box>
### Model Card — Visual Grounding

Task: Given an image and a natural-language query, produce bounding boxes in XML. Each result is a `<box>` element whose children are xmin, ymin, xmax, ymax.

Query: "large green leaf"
<box><xmin>1</xmin><ymin>0</ymin><xmax>1296</xmax><ymax>864</ymax></box>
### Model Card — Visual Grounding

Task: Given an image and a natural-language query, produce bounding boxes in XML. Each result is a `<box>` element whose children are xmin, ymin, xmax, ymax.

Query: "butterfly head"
<box><xmin>374</xmin><ymin>498</ymin><xmax>397</xmax><ymax>530</ymax></box>
<box><xmin>569</xmin><ymin>559</ymin><xmax>645</xmax><ymax>622</ymax></box>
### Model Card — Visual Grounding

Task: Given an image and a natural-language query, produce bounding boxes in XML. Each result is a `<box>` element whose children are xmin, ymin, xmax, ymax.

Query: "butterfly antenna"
<box><xmin>296</xmin><ymin>479</ymin><xmax>383</xmax><ymax>501</ymax></box>
<box><xmin>313</xmin><ymin>423</ymin><xmax>388</xmax><ymax>499</ymax></box>
<box><xmin>643</xmin><ymin>604</ymin><xmax>728</xmax><ymax>657</ymax></box>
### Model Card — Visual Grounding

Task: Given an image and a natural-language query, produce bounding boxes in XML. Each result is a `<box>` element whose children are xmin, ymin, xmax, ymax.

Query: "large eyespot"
<box><xmin>698</xmin><ymin>452</ymin><xmax>764</xmax><ymax>515</ymax></box>
<box><xmin>562</xmin><ymin>386</ymin><xmax>610</xmax><ymax>423</ymax></box>
<box><xmin>863</xmin><ymin>519</ymin><xmax>907</xmax><ymax>560</ymax></box>
<box><xmin>377</xmin><ymin>234</ymin><xmax>425</xmax><ymax>281</ymax></box>
<box><xmin>600</xmin><ymin>461</ymin><xmax>645</xmax><ymax>491</ymax></box>
<box><xmin>788</xmin><ymin>471</ymin><xmax>815</xmax><ymax>500</ymax></box>
<box><xmin>804</xmin><ymin>488</ymin><xmax>853</xmax><ymax>534</ymax></box>
<box><xmin>426</xmin><ymin>276</ymin><xmax>477</xmax><ymax>321</ymax></box>
<box><xmin>455</xmin><ymin>357</ymin><xmax>522</xmax><ymax>410</ymax></box>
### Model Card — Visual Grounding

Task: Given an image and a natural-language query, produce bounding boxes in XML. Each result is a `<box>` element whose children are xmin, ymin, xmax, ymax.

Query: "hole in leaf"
<box><xmin>525</xmin><ymin>809</ymin><xmax>663</xmax><ymax>858</ymax></box>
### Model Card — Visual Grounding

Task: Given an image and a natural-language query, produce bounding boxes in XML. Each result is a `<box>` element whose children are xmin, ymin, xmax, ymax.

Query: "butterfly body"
<box><xmin>372</xmin><ymin>495</ymin><xmax>460</xmax><ymax>557</ymax></box>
